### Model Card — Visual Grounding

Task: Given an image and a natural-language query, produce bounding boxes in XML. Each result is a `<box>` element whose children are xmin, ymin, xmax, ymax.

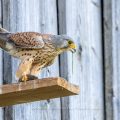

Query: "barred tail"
<box><xmin>0</xmin><ymin>33</ymin><xmax>11</xmax><ymax>51</ymax></box>
<box><xmin>0</xmin><ymin>27</ymin><xmax>13</xmax><ymax>51</ymax></box>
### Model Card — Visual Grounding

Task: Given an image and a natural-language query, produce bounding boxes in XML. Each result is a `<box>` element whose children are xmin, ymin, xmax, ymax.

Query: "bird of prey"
<box><xmin>0</xmin><ymin>27</ymin><xmax>76</xmax><ymax>82</ymax></box>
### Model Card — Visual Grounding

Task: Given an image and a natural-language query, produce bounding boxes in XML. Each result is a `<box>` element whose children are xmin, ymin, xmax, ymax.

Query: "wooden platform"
<box><xmin>0</xmin><ymin>77</ymin><xmax>79</xmax><ymax>107</ymax></box>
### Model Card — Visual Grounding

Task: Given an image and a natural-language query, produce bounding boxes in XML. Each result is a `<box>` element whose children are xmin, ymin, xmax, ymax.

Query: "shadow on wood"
<box><xmin>0</xmin><ymin>77</ymin><xmax>79</xmax><ymax>107</ymax></box>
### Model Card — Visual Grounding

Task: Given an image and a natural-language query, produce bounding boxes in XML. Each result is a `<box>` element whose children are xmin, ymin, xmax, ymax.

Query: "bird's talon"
<box><xmin>19</xmin><ymin>75</ymin><xmax>28</xmax><ymax>82</ymax></box>
<box><xmin>22</xmin><ymin>75</ymin><xmax>28</xmax><ymax>81</ymax></box>
<box><xmin>19</xmin><ymin>74</ymin><xmax>38</xmax><ymax>82</ymax></box>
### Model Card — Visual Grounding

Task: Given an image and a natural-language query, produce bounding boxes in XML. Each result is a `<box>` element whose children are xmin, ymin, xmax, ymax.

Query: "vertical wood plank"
<box><xmin>103</xmin><ymin>0</ymin><xmax>113</xmax><ymax>120</ymax></box>
<box><xmin>2</xmin><ymin>0</ymin><xmax>61</xmax><ymax>120</ymax></box>
<box><xmin>57</xmin><ymin>1</ymin><xmax>70</xmax><ymax>120</ymax></box>
<box><xmin>112</xmin><ymin>1</ymin><xmax>120</xmax><ymax>119</ymax></box>
<box><xmin>0</xmin><ymin>0</ymin><xmax>3</xmax><ymax>119</ymax></box>
<box><xmin>104</xmin><ymin>0</ymin><xmax>120</xmax><ymax>120</ymax></box>
<box><xmin>58</xmin><ymin>0</ymin><xmax>104</xmax><ymax>120</ymax></box>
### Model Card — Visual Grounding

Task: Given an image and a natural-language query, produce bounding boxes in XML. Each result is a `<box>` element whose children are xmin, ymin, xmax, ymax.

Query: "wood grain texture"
<box><xmin>112</xmin><ymin>1</ymin><xmax>120</xmax><ymax>119</ymax></box>
<box><xmin>103</xmin><ymin>0</ymin><xmax>114</xmax><ymax>120</ymax></box>
<box><xmin>2</xmin><ymin>0</ymin><xmax>61</xmax><ymax>120</ymax></box>
<box><xmin>57</xmin><ymin>0</ymin><xmax>70</xmax><ymax>120</ymax></box>
<box><xmin>58</xmin><ymin>0</ymin><xmax>104</xmax><ymax>120</ymax></box>
<box><xmin>0</xmin><ymin>77</ymin><xmax>79</xmax><ymax>107</ymax></box>
<box><xmin>104</xmin><ymin>0</ymin><xmax>120</xmax><ymax>120</ymax></box>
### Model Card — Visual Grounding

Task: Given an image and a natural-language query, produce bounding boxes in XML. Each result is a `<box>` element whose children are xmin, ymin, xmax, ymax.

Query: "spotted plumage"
<box><xmin>0</xmin><ymin>27</ymin><xmax>76</xmax><ymax>82</ymax></box>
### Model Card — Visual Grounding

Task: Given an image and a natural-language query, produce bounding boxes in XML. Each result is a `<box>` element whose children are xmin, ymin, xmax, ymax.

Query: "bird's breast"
<box><xmin>11</xmin><ymin>47</ymin><xmax>57</xmax><ymax>68</ymax></box>
<box><xmin>33</xmin><ymin>50</ymin><xmax>57</xmax><ymax>65</ymax></box>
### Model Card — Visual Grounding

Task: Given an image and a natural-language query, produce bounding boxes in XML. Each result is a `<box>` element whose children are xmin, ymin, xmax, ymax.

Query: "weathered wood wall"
<box><xmin>58</xmin><ymin>0</ymin><xmax>104</xmax><ymax>120</ymax></box>
<box><xmin>112</xmin><ymin>0</ymin><xmax>120</xmax><ymax>119</ymax></box>
<box><xmin>2</xmin><ymin>0</ymin><xmax>61</xmax><ymax>120</ymax></box>
<box><xmin>103</xmin><ymin>0</ymin><xmax>113</xmax><ymax>120</ymax></box>
<box><xmin>0</xmin><ymin>0</ymin><xmax>119</xmax><ymax>120</ymax></box>
<box><xmin>104</xmin><ymin>0</ymin><xmax>120</xmax><ymax>120</ymax></box>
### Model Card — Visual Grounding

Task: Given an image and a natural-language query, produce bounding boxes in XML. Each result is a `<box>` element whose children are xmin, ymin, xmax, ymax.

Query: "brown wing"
<box><xmin>9</xmin><ymin>32</ymin><xmax>45</xmax><ymax>49</ymax></box>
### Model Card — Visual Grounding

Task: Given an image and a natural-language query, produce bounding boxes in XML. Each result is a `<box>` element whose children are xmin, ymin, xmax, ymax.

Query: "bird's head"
<box><xmin>52</xmin><ymin>35</ymin><xmax>76</xmax><ymax>53</ymax></box>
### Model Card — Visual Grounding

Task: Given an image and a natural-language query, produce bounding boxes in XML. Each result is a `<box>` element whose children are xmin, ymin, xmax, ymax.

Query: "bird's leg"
<box><xmin>19</xmin><ymin>74</ymin><xmax>38</xmax><ymax>82</ymax></box>
<box><xmin>19</xmin><ymin>62</ymin><xmax>41</xmax><ymax>82</ymax></box>
<box><xmin>19</xmin><ymin>72</ymin><xmax>29</xmax><ymax>82</ymax></box>
<box><xmin>19</xmin><ymin>74</ymin><xmax>39</xmax><ymax>82</ymax></box>
<box><xmin>26</xmin><ymin>74</ymin><xmax>38</xmax><ymax>80</ymax></box>
<box><xmin>21</xmin><ymin>74</ymin><xmax>28</xmax><ymax>82</ymax></box>
<box><xmin>16</xmin><ymin>57</ymin><xmax>33</xmax><ymax>82</ymax></box>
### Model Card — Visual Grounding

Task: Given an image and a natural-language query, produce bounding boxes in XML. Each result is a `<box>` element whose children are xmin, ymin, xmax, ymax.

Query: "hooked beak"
<box><xmin>69</xmin><ymin>43</ymin><xmax>76</xmax><ymax>53</ymax></box>
<box><xmin>70</xmin><ymin>48</ymin><xmax>76</xmax><ymax>53</ymax></box>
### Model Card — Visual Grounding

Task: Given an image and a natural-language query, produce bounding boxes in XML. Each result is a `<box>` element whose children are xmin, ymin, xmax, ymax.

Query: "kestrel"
<box><xmin>0</xmin><ymin>27</ymin><xmax>76</xmax><ymax>82</ymax></box>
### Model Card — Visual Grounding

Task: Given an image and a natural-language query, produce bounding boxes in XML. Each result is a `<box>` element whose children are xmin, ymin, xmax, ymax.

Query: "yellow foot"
<box><xmin>19</xmin><ymin>75</ymin><xmax>28</xmax><ymax>82</ymax></box>
<box><xmin>19</xmin><ymin>75</ymin><xmax>38</xmax><ymax>82</ymax></box>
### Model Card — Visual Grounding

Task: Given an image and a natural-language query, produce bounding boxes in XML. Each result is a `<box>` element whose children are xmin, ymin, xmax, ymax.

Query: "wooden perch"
<box><xmin>0</xmin><ymin>77</ymin><xmax>79</xmax><ymax>107</ymax></box>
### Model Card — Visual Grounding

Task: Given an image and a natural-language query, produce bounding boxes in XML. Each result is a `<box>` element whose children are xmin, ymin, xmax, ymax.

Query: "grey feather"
<box><xmin>51</xmin><ymin>35</ymin><xmax>69</xmax><ymax>49</ymax></box>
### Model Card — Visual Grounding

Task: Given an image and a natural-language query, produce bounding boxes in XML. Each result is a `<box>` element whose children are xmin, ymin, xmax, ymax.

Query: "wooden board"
<box><xmin>0</xmin><ymin>77</ymin><xmax>79</xmax><ymax>107</ymax></box>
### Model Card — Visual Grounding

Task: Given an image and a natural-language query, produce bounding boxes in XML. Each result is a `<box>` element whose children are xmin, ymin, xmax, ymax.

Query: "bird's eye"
<box><xmin>68</xmin><ymin>40</ymin><xmax>73</xmax><ymax>44</ymax></box>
